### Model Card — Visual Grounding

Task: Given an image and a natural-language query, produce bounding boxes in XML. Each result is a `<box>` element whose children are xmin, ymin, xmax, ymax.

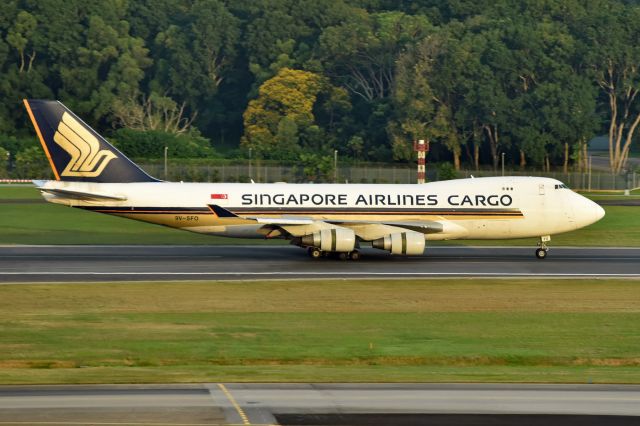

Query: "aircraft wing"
<box><xmin>326</xmin><ymin>219</ymin><xmax>443</xmax><ymax>234</ymax></box>
<box><xmin>209</xmin><ymin>204</ymin><xmax>444</xmax><ymax>239</ymax></box>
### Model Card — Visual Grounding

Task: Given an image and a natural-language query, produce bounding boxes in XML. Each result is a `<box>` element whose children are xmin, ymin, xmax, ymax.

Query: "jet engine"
<box><xmin>372</xmin><ymin>231</ymin><xmax>425</xmax><ymax>255</ymax></box>
<box><xmin>301</xmin><ymin>228</ymin><xmax>356</xmax><ymax>252</ymax></box>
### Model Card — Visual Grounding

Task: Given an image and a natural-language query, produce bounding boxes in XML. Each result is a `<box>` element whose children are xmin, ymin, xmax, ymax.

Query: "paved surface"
<box><xmin>0</xmin><ymin>383</ymin><xmax>638</xmax><ymax>425</ymax></box>
<box><xmin>1</xmin><ymin>245</ymin><xmax>640</xmax><ymax>282</ymax></box>
<box><xmin>597</xmin><ymin>198</ymin><xmax>640</xmax><ymax>206</ymax></box>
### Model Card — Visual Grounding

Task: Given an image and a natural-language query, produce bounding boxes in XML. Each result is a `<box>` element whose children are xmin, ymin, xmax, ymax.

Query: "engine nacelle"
<box><xmin>372</xmin><ymin>231</ymin><xmax>425</xmax><ymax>255</ymax></box>
<box><xmin>301</xmin><ymin>228</ymin><xmax>356</xmax><ymax>252</ymax></box>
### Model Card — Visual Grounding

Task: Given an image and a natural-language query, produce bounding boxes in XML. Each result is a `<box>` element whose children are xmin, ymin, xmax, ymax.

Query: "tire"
<box><xmin>535</xmin><ymin>248</ymin><xmax>547</xmax><ymax>259</ymax></box>
<box><xmin>349</xmin><ymin>250</ymin><xmax>361</xmax><ymax>261</ymax></box>
<box><xmin>309</xmin><ymin>247</ymin><xmax>322</xmax><ymax>259</ymax></box>
<box><xmin>338</xmin><ymin>252</ymin><xmax>349</xmax><ymax>261</ymax></box>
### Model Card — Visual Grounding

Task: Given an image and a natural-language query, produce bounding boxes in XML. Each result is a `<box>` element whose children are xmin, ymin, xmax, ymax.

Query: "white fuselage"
<box><xmin>39</xmin><ymin>176</ymin><xmax>604</xmax><ymax>242</ymax></box>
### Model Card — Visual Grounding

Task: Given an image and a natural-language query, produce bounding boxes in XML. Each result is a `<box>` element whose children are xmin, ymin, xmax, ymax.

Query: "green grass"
<box><xmin>0</xmin><ymin>186</ymin><xmax>277</xmax><ymax>245</ymax></box>
<box><xmin>0</xmin><ymin>202</ymin><xmax>244</xmax><ymax>245</ymax></box>
<box><xmin>433</xmin><ymin>205</ymin><xmax>640</xmax><ymax>246</ymax></box>
<box><xmin>0</xmin><ymin>279</ymin><xmax>639</xmax><ymax>384</ymax></box>
<box><xmin>1</xmin><ymin>186</ymin><xmax>638</xmax><ymax>246</ymax></box>
<box><xmin>0</xmin><ymin>185</ymin><xmax>43</xmax><ymax>199</ymax></box>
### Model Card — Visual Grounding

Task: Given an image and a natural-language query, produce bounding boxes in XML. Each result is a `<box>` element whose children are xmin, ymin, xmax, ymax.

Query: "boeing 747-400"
<box><xmin>24</xmin><ymin>99</ymin><xmax>605</xmax><ymax>260</ymax></box>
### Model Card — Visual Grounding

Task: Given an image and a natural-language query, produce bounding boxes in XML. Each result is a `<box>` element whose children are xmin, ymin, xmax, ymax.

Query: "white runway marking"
<box><xmin>1</xmin><ymin>272</ymin><xmax>640</xmax><ymax>277</ymax></box>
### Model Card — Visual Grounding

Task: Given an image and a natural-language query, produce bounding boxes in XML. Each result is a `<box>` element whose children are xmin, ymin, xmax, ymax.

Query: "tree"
<box><xmin>388</xmin><ymin>35</ymin><xmax>437</xmax><ymax>161</ymax></box>
<box><xmin>152</xmin><ymin>1</ymin><xmax>239</xmax><ymax>107</ymax></box>
<box><xmin>241</xmin><ymin>68</ymin><xmax>326</xmax><ymax>159</ymax></box>
<box><xmin>6</xmin><ymin>10</ymin><xmax>36</xmax><ymax>73</ymax></box>
<box><xmin>58</xmin><ymin>14</ymin><xmax>151</xmax><ymax>123</ymax></box>
<box><xmin>0</xmin><ymin>146</ymin><xmax>9</xmax><ymax>178</ymax></box>
<box><xmin>112</xmin><ymin>92</ymin><xmax>196</xmax><ymax>134</ymax></box>
<box><xmin>235</xmin><ymin>0</ymin><xmax>350</xmax><ymax>87</ymax></box>
<box><xmin>14</xmin><ymin>146</ymin><xmax>51</xmax><ymax>179</ymax></box>
<box><xmin>320</xmin><ymin>11</ymin><xmax>431</xmax><ymax>102</ymax></box>
<box><xmin>579</xmin><ymin>1</ymin><xmax>640</xmax><ymax>174</ymax></box>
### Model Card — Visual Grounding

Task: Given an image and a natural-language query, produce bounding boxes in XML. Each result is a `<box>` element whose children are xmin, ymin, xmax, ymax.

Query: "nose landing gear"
<box><xmin>536</xmin><ymin>235</ymin><xmax>550</xmax><ymax>259</ymax></box>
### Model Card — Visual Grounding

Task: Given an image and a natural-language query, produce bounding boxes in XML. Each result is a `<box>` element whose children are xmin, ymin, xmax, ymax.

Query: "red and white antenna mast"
<box><xmin>413</xmin><ymin>139</ymin><xmax>429</xmax><ymax>184</ymax></box>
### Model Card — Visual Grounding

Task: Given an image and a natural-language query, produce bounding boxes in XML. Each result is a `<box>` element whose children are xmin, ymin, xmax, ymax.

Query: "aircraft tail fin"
<box><xmin>23</xmin><ymin>99</ymin><xmax>158</xmax><ymax>183</ymax></box>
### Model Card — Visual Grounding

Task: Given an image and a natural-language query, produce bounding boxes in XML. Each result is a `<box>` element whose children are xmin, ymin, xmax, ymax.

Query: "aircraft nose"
<box><xmin>594</xmin><ymin>202</ymin><xmax>605</xmax><ymax>222</ymax></box>
<box><xmin>576</xmin><ymin>196</ymin><xmax>605</xmax><ymax>227</ymax></box>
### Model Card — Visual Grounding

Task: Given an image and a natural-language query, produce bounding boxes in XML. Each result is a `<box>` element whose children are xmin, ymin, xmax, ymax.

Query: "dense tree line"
<box><xmin>1</xmin><ymin>0</ymin><xmax>640</xmax><ymax>176</ymax></box>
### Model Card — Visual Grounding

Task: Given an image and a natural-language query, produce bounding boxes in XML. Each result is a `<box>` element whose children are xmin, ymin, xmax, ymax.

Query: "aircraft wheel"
<box><xmin>309</xmin><ymin>247</ymin><xmax>322</xmax><ymax>259</ymax></box>
<box><xmin>349</xmin><ymin>250</ymin><xmax>361</xmax><ymax>261</ymax></box>
<box><xmin>535</xmin><ymin>248</ymin><xmax>547</xmax><ymax>259</ymax></box>
<box><xmin>338</xmin><ymin>252</ymin><xmax>349</xmax><ymax>261</ymax></box>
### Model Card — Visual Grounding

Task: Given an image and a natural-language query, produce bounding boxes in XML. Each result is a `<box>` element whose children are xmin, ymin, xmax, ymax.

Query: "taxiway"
<box><xmin>0</xmin><ymin>383</ymin><xmax>639</xmax><ymax>425</ymax></box>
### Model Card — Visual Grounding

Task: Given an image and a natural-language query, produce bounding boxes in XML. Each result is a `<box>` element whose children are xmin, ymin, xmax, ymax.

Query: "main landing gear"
<box><xmin>307</xmin><ymin>247</ymin><xmax>361</xmax><ymax>261</ymax></box>
<box><xmin>536</xmin><ymin>235</ymin><xmax>550</xmax><ymax>259</ymax></box>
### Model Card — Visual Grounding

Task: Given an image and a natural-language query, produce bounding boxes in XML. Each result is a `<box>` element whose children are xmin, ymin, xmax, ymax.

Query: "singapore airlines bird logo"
<box><xmin>53</xmin><ymin>112</ymin><xmax>117</xmax><ymax>177</ymax></box>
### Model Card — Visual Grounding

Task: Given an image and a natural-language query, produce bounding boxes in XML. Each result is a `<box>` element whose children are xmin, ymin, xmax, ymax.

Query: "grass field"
<box><xmin>0</xmin><ymin>186</ymin><xmax>275</xmax><ymax>245</ymax></box>
<box><xmin>1</xmin><ymin>185</ymin><xmax>638</xmax><ymax>246</ymax></box>
<box><xmin>0</xmin><ymin>279</ymin><xmax>639</xmax><ymax>384</ymax></box>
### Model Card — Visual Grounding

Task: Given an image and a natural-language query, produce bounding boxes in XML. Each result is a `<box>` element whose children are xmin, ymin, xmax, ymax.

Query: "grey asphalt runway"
<box><xmin>1</xmin><ymin>245</ymin><xmax>640</xmax><ymax>282</ymax></box>
<box><xmin>0</xmin><ymin>383</ymin><xmax>639</xmax><ymax>425</ymax></box>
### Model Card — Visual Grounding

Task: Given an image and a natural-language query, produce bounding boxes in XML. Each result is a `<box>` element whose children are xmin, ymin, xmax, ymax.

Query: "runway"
<box><xmin>0</xmin><ymin>383</ymin><xmax>639</xmax><ymax>425</ymax></box>
<box><xmin>1</xmin><ymin>245</ymin><xmax>640</xmax><ymax>282</ymax></box>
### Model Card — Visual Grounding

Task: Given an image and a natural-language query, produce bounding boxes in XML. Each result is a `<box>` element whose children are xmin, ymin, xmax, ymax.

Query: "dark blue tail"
<box><xmin>24</xmin><ymin>99</ymin><xmax>158</xmax><ymax>183</ymax></box>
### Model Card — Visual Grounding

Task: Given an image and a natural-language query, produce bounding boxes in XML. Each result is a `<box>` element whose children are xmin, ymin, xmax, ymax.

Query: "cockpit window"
<box><xmin>554</xmin><ymin>184</ymin><xmax>568</xmax><ymax>189</ymax></box>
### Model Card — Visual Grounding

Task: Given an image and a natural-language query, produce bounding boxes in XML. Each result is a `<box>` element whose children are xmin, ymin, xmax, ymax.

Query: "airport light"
<box><xmin>334</xmin><ymin>150</ymin><xmax>338</xmax><ymax>183</ymax></box>
<box><xmin>164</xmin><ymin>146</ymin><xmax>168</xmax><ymax>180</ymax></box>
<box><xmin>589</xmin><ymin>156</ymin><xmax>593</xmax><ymax>192</ymax></box>
<box><xmin>501</xmin><ymin>152</ymin><xmax>505</xmax><ymax>176</ymax></box>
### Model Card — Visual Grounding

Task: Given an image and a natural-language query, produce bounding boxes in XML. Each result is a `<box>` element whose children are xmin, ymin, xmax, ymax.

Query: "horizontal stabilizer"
<box><xmin>37</xmin><ymin>187</ymin><xmax>127</xmax><ymax>201</ymax></box>
<box><xmin>209</xmin><ymin>204</ymin><xmax>240</xmax><ymax>218</ymax></box>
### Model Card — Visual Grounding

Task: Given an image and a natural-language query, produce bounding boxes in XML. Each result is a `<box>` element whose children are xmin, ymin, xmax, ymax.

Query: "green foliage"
<box><xmin>436</xmin><ymin>162</ymin><xmax>457</xmax><ymax>181</ymax></box>
<box><xmin>0</xmin><ymin>134</ymin><xmax>38</xmax><ymax>155</ymax></box>
<box><xmin>13</xmin><ymin>146</ymin><xmax>52</xmax><ymax>179</ymax></box>
<box><xmin>0</xmin><ymin>146</ymin><xmax>9</xmax><ymax>178</ymax></box>
<box><xmin>1</xmin><ymin>0</ymin><xmax>640</xmax><ymax>172</ymax></box>
<box><xmin>112</xmin><ymin>128</ymin><xmax>216</xmax><ymax>159</ymax></box>
<box><xmin>297</xmin><ymin>152</ymin><xmax>334</xmax><ymax>182</ymax></box>
<box><xmin>347</xmin><ymin>136</ymin><xmax>364</xmax><ymax>160</ymax></box>
<box><xmin>242</xmin><ymin>68</ymin><xmax>327</xmax><ymax>159</ymax></box>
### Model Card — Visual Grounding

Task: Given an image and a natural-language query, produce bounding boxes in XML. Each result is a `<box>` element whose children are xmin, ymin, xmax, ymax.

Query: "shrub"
<box><xmin>111</xmin><ymin>129</ymin><xmax>217</xmax><ymax>159</ymax></box>
<box><xmin>14</xmin><ymin>146</ymin><xmax>52</xmax><ymax>179</ymax></box>
<box><xmin>436</xmin><ymin>162</ymin><xmax>458</xmax><ymax>181</ymax></box>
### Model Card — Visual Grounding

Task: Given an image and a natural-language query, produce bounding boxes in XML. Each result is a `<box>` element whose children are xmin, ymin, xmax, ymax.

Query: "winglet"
<box><xmin>208</xmin><ymin>204</ymin><xmax>240</xmax><ymax>218</ymax></box>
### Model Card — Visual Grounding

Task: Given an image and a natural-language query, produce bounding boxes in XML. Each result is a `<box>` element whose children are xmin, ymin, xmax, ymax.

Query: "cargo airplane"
<box><xmin>24</xmin><ymin>99</ymin><xmax>605</xmax><ymax>260</ymax></box>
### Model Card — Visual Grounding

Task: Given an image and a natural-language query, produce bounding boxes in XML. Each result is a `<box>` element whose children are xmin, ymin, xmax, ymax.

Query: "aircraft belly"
<box><xmin>190</xmin><ymin>224</ymin><xmax>265</xmax><ymax>238</ymax></box>
<box><xmin>91</xmin><ymin>211</ymin><xmax>251</xmax><ymax>229</ymax></box>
